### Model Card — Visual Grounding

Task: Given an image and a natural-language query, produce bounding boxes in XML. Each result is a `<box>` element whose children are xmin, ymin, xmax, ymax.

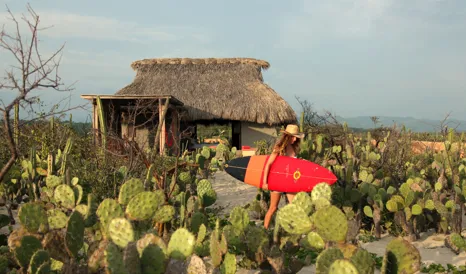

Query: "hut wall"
<box><xmin>240</xmin><ymin>121</ymin><xmax>278</xmax><ymax>149</ymax></box>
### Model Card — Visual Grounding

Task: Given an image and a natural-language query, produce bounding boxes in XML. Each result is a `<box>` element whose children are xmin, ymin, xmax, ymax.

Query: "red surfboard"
<box><xmin>224</xmin><ymin>155</ymin><xmax>337</xmax><ymax>193</ymax></box>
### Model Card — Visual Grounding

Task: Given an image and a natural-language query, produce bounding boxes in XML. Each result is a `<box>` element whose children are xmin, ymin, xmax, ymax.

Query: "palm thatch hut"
<box><xmin>113</xmin><ymin>57</ymin><xmax>297</xmax><ymax>152</ymax></box>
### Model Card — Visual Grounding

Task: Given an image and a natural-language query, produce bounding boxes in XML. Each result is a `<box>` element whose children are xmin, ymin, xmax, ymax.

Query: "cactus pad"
<box><xmin>314</xmin><ymin>205</ymin><xmax>348</xmax><ymax>242</ymax></box>
<box><xmin>65</xmin><ymin>211</ymin><xmax>85</xmax><ymax>258</ymax></box>
<box><xmin>313</xmin><ymin>197</ymin><xmax>331</xmax><ymax>211</ymax></box>
<box><xmin>45</xmin><ymin>175</ymin><xmax>62</xmax><ymax>189</ymax></box>
<box><xmin>245</xmin><ymin>226</ymin><xmax>269</xmax><ymax>253</ymax></box>
<box><xmin>54</xmin><ymin>184</ymin><xmax>76</xmax><ymax>209</ymax></box>
<box><xmin>311</xmin><ymin>183</ymin><xmax>332</xmax><ymax>202</ymax></box>
<box><xmin>292</xmin><ymin>192</ymin><xmax>313</xmax><ymax>215</ymax></box>
<box><xmin>46</xmin><ymin>209</ymin><xmax>67</xmax><ymax>230</ymax></box>
<box><xmin>75</xmin><ymin>204</ymin><xmax>88</xmax><ymax>217</ymax></box>
<box><xmin>167</xmin><ymin>228</ymin><xmax>195</xmax><ymax>260</ymax></box>
<box><xmin>153</xmin><ymin>205</ymin><xmax>175</xmax><ymax>224</ymax></box>
<box><xmin>197</xmin><ymin>179</ymin><xmax>217</xmax><ymax>207</ymax></box>
<box><xmin>137</xmin><ymin>233</ymin><xmax>167</xmax><ymax>256</ymax></box>
<box><xmin>277</xmin><ymin>204</ymin><xmax>312</xmax><ymax>235</ymax></box>
<box><xmin>28</xmin><ymin>250</ymin><xmax>50</xmax><ymax>274</ymax></box>
<box><xmin>123</xmin><ymin>242</ymin><xmax>141</xmax><ymax>274</ymax></box>
<box><xmin>104</xmin><ymin>242</ymin><xmax>126</xmax><ymax>274</ymax></box>
<box><xmin>350</xmin><ymin>248</ymin><xmax>375</xmax><ymax>274</ymax></box>
<box><xmin>108</xmin><ymin>218</ymin><xmax>135</xmax><ymax>249</ymax></box>
<box><xmin>220</xmin><ymin>252</ymin><xmax>237</xmax><ymax>274</ymax></box>
<box><xmin>178</xmin><ymin>171</ymin><xmax>192</xmax><ymax>185</ymax></box>
<box><xmin>14</xmin><ymin>235</ymin><xmax>42</xmax><ymax>268</ymax></box>
<box><xmin>96</xmin><ymin>199</ymin><xmax>124</xmax><ymax>236</ymax></box>
<box><xmin>141</xmin><ymin>244</ymin><xmax>166</xmax><ymax>274</ymax></box>
<box><xmin>328</xmin><ymin>259</ymin><xmax>359</xmax><ymax>274</ymax></box>
<box><xmin>315</xmin><ymin>247</ymin><xmax>344</xmax><ymax>274</ymax></box>
<box><xmin>73</xmin><ymin>184</ymin><xmax>83</xmax><ymax>205</ymax></box>
<box><xmin>18</xmin><ymin>203</ymin><xmax>49</xmax><ymax>233</ymax></box>
<box><xmin>381</xmin><ymin>237</ymin><xmax>421</xmax><ymax>274</ymax></box>
<box><xmin>118</xmin><ymin>178</ymin><xmax>144</xmax><ymax>205</ymax></box>
<box><xmin>36</xmin><ymin>262</ymin><xmax>51</xmax><ymax>273</ymax></box>
<box><xmin>301</xmin><ymin>231</ymin><xmax>324</xmax><ymax>250</ymax></box>
<box><xmin>126</xmin><ymin>191</ymin><xmax>164</xmax><ymax>221</ymax></box>
<box><xmin>197</xmin><ymin>223</ymin><xmax>207</xmax><ymax>244</ymax></box>
<box><xmin>229</xmin><ymin>206</ymin><xmax>249</xmax><ymax>232</ymax></box>
<box><xmin>85</xmin><ymin>194</ymin><xmax>98</xmax><ymax>227</ymax></box>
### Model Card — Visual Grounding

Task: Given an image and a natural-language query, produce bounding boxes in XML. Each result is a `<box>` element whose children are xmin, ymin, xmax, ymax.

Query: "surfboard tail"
<box><xmin>224</xmin><ymin>156</ymin><xmax>250</xmax><ymax>182</ymax></box>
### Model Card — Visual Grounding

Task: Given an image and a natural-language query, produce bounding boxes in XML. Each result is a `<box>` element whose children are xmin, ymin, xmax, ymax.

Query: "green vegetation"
<box><xmin>0</xmin><ymin>111</ymin><xmax>465</xmax><ymax>273</ymax></box>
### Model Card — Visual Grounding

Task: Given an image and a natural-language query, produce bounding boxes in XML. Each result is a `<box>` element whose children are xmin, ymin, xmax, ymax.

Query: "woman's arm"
<box><xmin>262</xmin><ymin>152</ymin><xmax>278</xmax><ymax>190</ymax></box>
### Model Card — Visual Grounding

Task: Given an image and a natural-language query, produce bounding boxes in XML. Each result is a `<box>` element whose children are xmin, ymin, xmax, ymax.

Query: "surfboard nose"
<box><xmin>224</xmin><ymin>156</ymin><xmax>251</xmax><ymax>182</ymax></box>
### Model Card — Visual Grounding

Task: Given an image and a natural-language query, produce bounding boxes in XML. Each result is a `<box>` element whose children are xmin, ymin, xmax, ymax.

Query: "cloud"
<box><xmin>0</xmin><ymin>9</ymin><xmax>210</xmax><ymax>44</ymax></box>
<box><xmin>275</xmin><ymin>0</ymin><xmax>463</xmax><ymax>49</ymax></box>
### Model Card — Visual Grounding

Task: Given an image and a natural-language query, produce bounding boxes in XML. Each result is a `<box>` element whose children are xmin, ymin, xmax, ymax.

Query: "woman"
<box><xmin>262</xmin><ymin>124</ymin><xmax>304</xmax><ymax>229</ymax></box>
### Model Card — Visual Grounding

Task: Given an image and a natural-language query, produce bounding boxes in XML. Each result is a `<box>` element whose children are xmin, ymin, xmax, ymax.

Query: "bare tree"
<box><xmin>0</xmin><ymin>4</ymin><xmax>76</xmax><ymax>182</ymax></box>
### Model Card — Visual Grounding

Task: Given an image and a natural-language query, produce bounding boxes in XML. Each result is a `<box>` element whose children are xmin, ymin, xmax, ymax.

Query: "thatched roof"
<box><xmin>115</xmin><ymin>57</ymin><xmax>297</xmax><ymax>125</ymax></box>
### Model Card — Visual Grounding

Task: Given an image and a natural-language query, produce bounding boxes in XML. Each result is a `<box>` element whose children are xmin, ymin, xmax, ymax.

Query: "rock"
<box><xmin>187</xmin><ymin>255</ymin><xmax>207</xmax><ymax>274</ymax></box>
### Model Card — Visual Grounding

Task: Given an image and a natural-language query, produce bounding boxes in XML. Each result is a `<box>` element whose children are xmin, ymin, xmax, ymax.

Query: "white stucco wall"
<box><xmin>240</xmin><ymin>122</ymin><xmax>278</xmax><ymax>148</ymax></box>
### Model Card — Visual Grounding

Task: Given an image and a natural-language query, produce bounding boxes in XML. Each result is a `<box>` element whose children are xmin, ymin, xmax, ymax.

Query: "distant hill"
<box><xmin>335</xmin><ymin>116</ymin><xmax>466</xmax><ymax>132</ymax></box>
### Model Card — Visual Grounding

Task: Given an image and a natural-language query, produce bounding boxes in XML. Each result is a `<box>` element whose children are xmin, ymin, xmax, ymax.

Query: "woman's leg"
<box><xmin>264</xmin><ymin>191</ymin><xmax>282</xmax><ymax>229</ymax></box>
<box><xmin>286</xmin><ymin>192</ymin><xmax>296</xmax><ymax>203</ymax></box>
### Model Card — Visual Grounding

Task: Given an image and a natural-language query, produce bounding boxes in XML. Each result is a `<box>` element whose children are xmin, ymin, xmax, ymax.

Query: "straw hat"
<box><xmin>280</xmin><ymin>124</ymin><xmax>305</xmax><ymax>139</ymax></box>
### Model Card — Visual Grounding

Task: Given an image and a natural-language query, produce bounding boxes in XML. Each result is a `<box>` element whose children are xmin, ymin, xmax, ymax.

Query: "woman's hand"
<box><xmin>262</xmin><ymin>180</ymin><xmax>269</xmax><ymax>190</ymax></box>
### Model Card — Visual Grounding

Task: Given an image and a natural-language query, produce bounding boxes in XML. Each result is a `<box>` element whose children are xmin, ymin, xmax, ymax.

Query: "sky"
<box><xmin>0</xmin><ymin>0</ymin><xmax>465</xmax><ymax>122</ymax></box>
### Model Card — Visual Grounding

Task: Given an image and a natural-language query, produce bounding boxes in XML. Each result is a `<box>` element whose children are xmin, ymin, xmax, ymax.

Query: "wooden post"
<box><xmin>153</xmin><ymin>98</ymin><xmax>170</xmax><ymax>155</ymax></box>
<box><xmin>159</xmin><ymin>99</ymin><xmax>165</xmax><ymax>154</ymax></box>
<box><xmin>92</xmin><ymin>100</ymin><xmax>99</xmax><ymax>145</ymax></box>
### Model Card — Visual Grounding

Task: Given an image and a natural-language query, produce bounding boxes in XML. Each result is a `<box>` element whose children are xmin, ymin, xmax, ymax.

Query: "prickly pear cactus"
<box><xmin>28</xmin><ymin>250</ymin><xmax>50</xmax><ymax>274</ymax></box>
<box><xmin>311</xmin><ymin>183</ymin><xmax>332</xmax><ymax>202</ymax></box>
<box><xmin>123</xmin><ymin>242</ymin><xmax>141</xmax><ymax>274</ymax></box>
<box><xmin>277</xmin><ymin>204</ymin><xmax>312</xmax><ymax>235</ymax></box>
<box><xmin>108</xmin><ymin>217</ymin><xmax>135</xmax><ymax>249</ymax></box>
<box><xmin>292</xmin><ymin>192</ymin><xmax>313</xmax><ymax>215</ymax></box>
<box><xmin>141</xmin><ymin>244</ymin><xmax>166</xmax><ymax>274</ymax></box>
<box><xmin>350</xmin><ymin>248</ymin><xmax>375</xmax><ymax>274</ymax></box>
<box><xmin>245</xmin><ymin>226</ymin><xmax>269</xmax><ymax>253</ymax></box>
<box><xmin>315</xmin><ymin>247</ymin><xmax>344</xmax><ymax>274</ymax></box>
<box><xmin>137</xmin><ymin>233</ymin><xmax>167</xmax><ymax>257</ymax></box>
<box><xmin>118</xmin><ymin>178</ymin><xmax>145</xmax><ymax>205</ymax></box>
<box><xmin>178</xmin><ymin>171</ymin><xmax>192</xmax><ymax>186</ymax></box>
<box><xmin>167</xmin><ymin>228</ymin><xmax>195</xmax><ymax>260</ymax></box>
<box><xmin>229</xmin><ymin>206</ymin><xmax>249</xmax><ymax>232</ymax></box>
<box><xmin>54</xmin><ymin>184</ymin><xmax>76</xmax><ymax>209</ymax></box>
<box><xmin>85</xmin><ymin>193</ymin><xmax>98</xmax><ymax>227</ymax></box>
<box><xmin>381</xmin><ymin>237</ymin><xmax>421</xmax><ymax>274</ymax></box>
<box><xmin>45</xmin><ymin>175</ymin><xmax>63</xmax><ymax>189</ymax></box>
<box><xmin>18</xmin><ymin>203</ymin><xmax>49</xmax><ymax>233</ymax></box>
<box><xmin>153</xmin><ymin>205</ymin><xmax>175</xmax><ymax>224</ymax></box>
<box><xmin>13</xmin><ymin>235</ymin><xmax>43</xmax><ymax>268</ymax></box>
<box><xmin>313</xmin><ymin>205</ymin><xmax>348</xmax><ymax>243</ymax></box>
<box><xmin>65</xmin><ymin>210</ymin><xmax>85</xmax><ymax>258</ymax></box>
<box><xmin>328</xmin><ymin>259</ymin><xmax>359</xmax><ymax>274</ymax></box>
<box><xmin>220</xmin><ymin>252</ymin><xmax>237</xmax><ymax>274</ymax></box>
<box><xmin>301</xmin><ymin>231</ymin><xmax>324</xmax><ymax>251</ymax></box>
<box><xmin>197</xmin><ymin>179</ymin><xmax>217</xmax><ymax>208</ymax></box>
<box><xmin>96</xmin><ymin>198</ymin><xmax>124</xmax><ymax>237</ymax></box>
<box><xmin>104</xmin><ymin>242</ymin><xmax>126</xmax><ymax>274</ymax></box>
<box><xmin>73</xmin><ymin>184</ymin><xmax>83</xmax><ymax>205</ymax></box>
<box><xmin>126</xmin><ymin>191</ymin><xmax>164</xmax><ymax>221</ymax></box>
<box><xmin>47</xmin><ymin>209</ymin><xmax>67</xmax><ymax>230</ymax></box>
<box><xmin>445</xmin><ymin>233</ymin><xmax>466</xmax><ymax>254</ymax></box>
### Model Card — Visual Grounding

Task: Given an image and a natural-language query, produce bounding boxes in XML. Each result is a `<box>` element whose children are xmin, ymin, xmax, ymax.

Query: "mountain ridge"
<box><xmin>335</xmin><ymin>115</ymin><xmax>466</xmax><ymax>132</ymax></box>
